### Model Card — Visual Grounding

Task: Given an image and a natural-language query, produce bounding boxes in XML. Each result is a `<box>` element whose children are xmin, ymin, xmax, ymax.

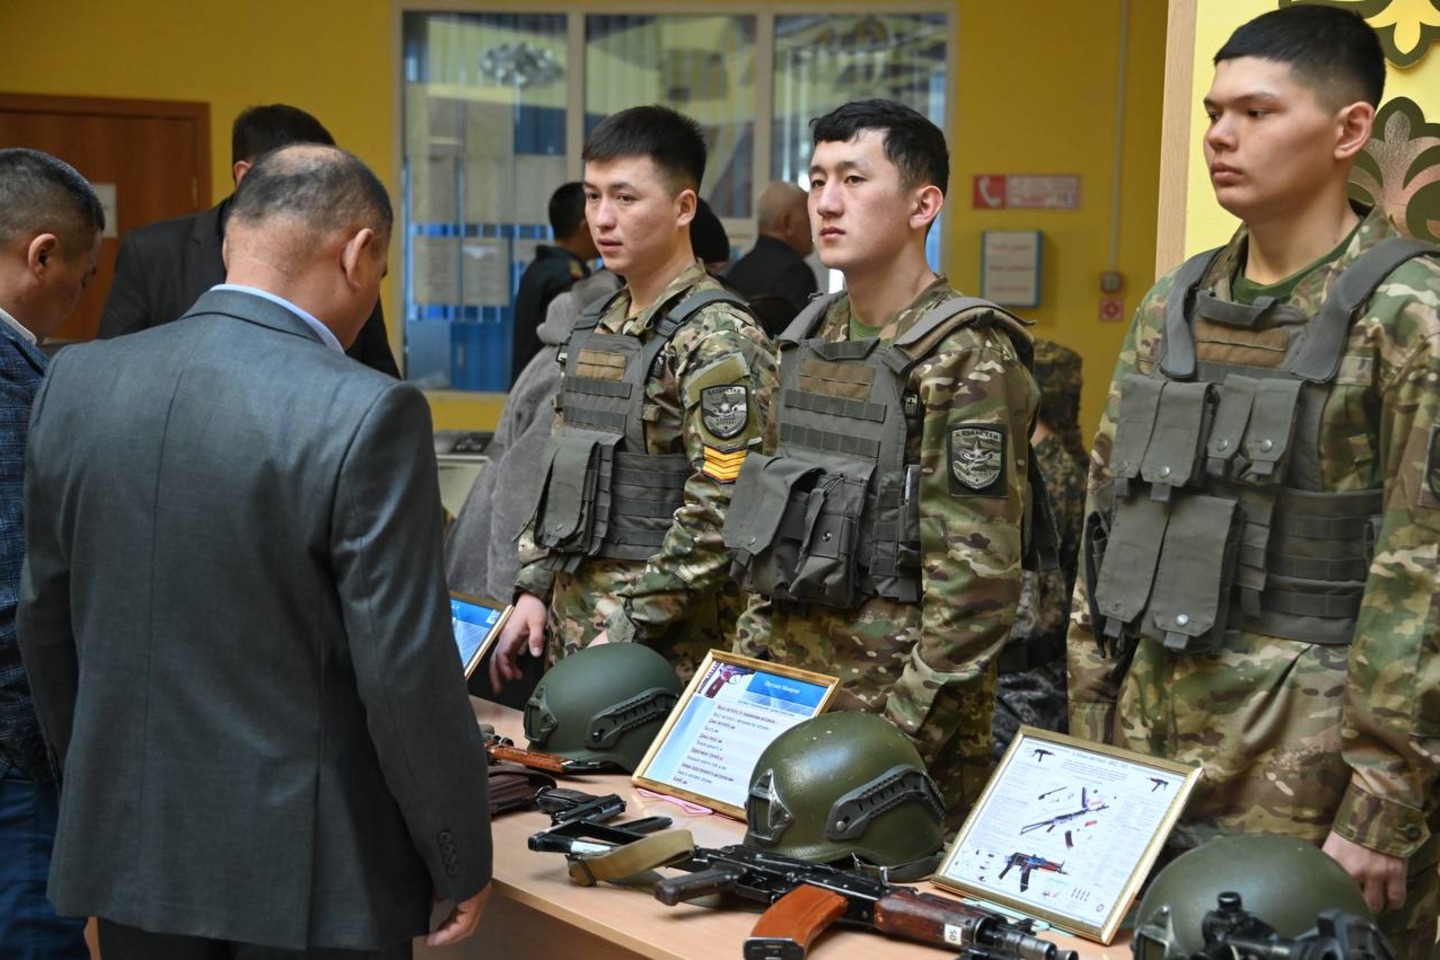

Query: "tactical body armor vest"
<box><xmin>724</xmin><ymin>293</ymin><xmax>1053</xmax><ymax>609</ymax></box>
<box><xmin>1088</xmin><ymin>238</ymin><xmax>1436</xmax><ymax>654</ymax></box>
<box><xmin>530</xmin><ymin>287</ymin><xmax>746</xmax><ymax>571</ymax></box>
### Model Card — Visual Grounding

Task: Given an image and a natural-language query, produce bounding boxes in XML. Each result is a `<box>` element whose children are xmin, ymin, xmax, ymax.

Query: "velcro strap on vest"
<box><xmin>779</xmin><ymin>421</ymin><xmax>882</xmax><ymax>460</ymax></box>
<box><xmin>781</xmin><ymin>388</ymin><xmax>888</xmax><ymax>423</ymax></box>
<box><xmin>566</xmin><ymin>829</ymin><xmax>697</xmax><ymax>886</ymax></box>
<box><xmin>1291</xmin><ymin>238</ymin><xmax>1439</xmax><ymax>382</ymax></box>
<box><xmin>1159</xmin><ymin>246</ymin><xmax>1225</xmax><ymax>379</ymax></box>
<box><xmin>1193</xmin><ymin>292</ymin><xmax>1279</xmax><ymax>329</ymax></box>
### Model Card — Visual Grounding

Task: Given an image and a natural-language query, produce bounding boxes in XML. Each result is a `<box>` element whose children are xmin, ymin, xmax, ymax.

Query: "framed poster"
<box><xmin>632</xmin><ymin>651</ymin><xmax>839</xmax><ymax>819</ymax></box>
<box><xmin>980</xmin><ymin>229</ymin><xmax>1043</xmax><ymax>307</ymax></box>
<box><xmin>933</xmin><ymin>727</ymin><xmax>1199</xmax><ymax>944</ymax></box>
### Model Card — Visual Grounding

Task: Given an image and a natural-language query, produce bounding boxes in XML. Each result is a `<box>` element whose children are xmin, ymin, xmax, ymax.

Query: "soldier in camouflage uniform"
<box><xmin>993</xmin><ymin>340</ymin><xmax>1086</xmax><ymax>758</ymax></box>
<box><xmin>1066</xmin><ymin>9</ymin><xmax>1439</xmax><ymax>959</ymax></box>
<box><xmin>727</xmin><ymin>101</ymin><xmax>1043</xmax><ymax>827</ymax></box>
<box><xmin>490</xmin><ymin>105</ymin><xmax>777</xmax><ymax>685</ymax></box>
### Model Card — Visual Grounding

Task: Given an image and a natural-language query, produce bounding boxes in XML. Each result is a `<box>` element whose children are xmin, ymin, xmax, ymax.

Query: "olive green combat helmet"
<box><xmin>1132</xmin><ymin>834</ymin><xmax>1375</xmax><ymax>960</ymax></box>
<box><xmin>744</xmin><ymin>712</ymin><xmax>944</xmax><ymax>876</ymax></box>
<box><xmin>524</xmin><ymin>643</ymin><xmax>681</xmax><ymax>772</ymax></box>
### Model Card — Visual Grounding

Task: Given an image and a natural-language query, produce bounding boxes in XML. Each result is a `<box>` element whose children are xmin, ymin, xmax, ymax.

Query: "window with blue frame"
<box><xmin>401</xmin><ymin>9</ymin><xmax>949</xmax><ymax>392</ymax></box>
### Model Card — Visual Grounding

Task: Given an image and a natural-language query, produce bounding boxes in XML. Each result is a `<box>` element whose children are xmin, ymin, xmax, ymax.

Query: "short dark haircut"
<box><xmin>0</xmin><ymin>148</ymin><xmax>105</xmax><ymax>252</ymax></box>
<box><xmin>582</xmin><ymin>105</ymin><xmax>707</xmax><ymax>195</ymax></box>
<box><xmin>230</xmin><ymin>145</ymin><xmax>392</xmax><ymax>243</ymax></box>
<box><xmin>549</xmin><ymin>182</ymin><xmax>586</xmax><ymax>238</ymax></box>
<box><xmin>690</xmin><ymin>199</ymin><xmax>730</xmax><ymax>264</ymax></box>
<box><xmin>232</xmin><ymin>104</ymin><xmax>336</xmax><ymax>166</ymax></box>
<box><xmin>1215</xmin><ymin>5</ymin><xmax>1385</xmax><ymax>108</ymax></box>
<box><xmin>811</xmin><ymin>99</ymin><xmax>949</xmax><ymax>195</ymax></box>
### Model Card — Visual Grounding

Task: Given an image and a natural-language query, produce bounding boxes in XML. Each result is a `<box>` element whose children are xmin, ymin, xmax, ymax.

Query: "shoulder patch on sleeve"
<box><xmin>682</xmin><ymin>352</ymin><xmax>749</xmax><ymax>407</ymax></box>
<box><xmin>701</xmin><ymin>384</ymin><xmax>749</xmax><ymax>440</ymax></box>
<box><xmin>948</xmin><ymin>424</ymin><xmax>1008</xmax><ymax>497</ymax></box>
<box><xmin>702</xmin><ymin>445</ymin><xmax>748</xmax><ymax>482</ymax></box>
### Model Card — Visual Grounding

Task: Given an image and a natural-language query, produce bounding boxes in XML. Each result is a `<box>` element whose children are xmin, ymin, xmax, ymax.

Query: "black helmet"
<box><xmin>1132</xmin><ymin>834</ymin><xmax>1374</xmax><ymax>960</ymax></box>
<box><xmin>744</xmin><ymin>712</ymin><xmax>944</xmax><ymax>875</ymax></box>
<box><xmin>524</xmin><ymin>643</ymin><xmax>681</xmax><ymax>772</ymax></box>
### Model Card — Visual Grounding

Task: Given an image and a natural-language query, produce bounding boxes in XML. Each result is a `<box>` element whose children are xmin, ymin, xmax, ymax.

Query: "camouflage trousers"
<box><xmin>734</xmin><ymin>594</ymin><xmax>997</xmax><ymax>832</ymax></box>
<box><xmin>992</xmin><ymin>657</ymin><xmax>1068</xmax><ymax>761</ymax></box>
<box><xmin>546</xmin><ymin>561</ymin><xmax>740</xmax><ymax>683</ymax></box>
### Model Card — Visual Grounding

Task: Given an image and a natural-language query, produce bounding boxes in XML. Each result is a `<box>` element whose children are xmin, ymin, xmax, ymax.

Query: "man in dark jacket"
<box><xmin>510</xmin><ymin>182</ymin><xmax>597</xmax><ymax>385</ymax></box>
<box><xmin>725</xmin><ymin>179</ymin><xmax>817</xmax><ymax>315</ymax></box>
<box><xmin>98</xmin><ymin>103</ymin><xmax>399</xmax><ymax>376</ymax></box>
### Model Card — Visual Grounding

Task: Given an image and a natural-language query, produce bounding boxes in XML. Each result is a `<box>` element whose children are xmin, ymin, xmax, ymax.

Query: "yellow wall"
<box><xmin>0</xmin><ymin>0</ymin><xmax>1168</xmax><ymax>439</ymax></box>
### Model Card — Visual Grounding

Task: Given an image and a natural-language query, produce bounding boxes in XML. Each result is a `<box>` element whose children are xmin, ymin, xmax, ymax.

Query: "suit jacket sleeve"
<box><xmin>16</xmin><ymin>365</ymin><xmax>78</xmax><ymax>771</ymax></box>
<box><xmin>97</xmin><ymin>232</ymin><xmax>154</xmax><ymax>339</ymax></box>
<box><xmin>331</xmin><ymin>382</ymin><xmax>492</xmax><ymax>900</ymax></box>
<box><xmin>345</xmin><ymin>303</ymin><xmax>401</xmax><ymax>378</ymax></box>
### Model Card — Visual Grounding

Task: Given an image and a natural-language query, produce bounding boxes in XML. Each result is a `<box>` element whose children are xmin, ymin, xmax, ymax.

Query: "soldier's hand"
<box><xmin>1322</xmin><ymin>830</ymin><xmax>1406</xmax><ymax>914</ymax></box>
<box><xmin>425</xmin><ymin>883</ymin><xmax>492</xmax><ymax>946</ymax></box>
<box><xmin>490</xmin><ymin>593</ymin><xmax>547</xmax><ymax>689</ymax></box>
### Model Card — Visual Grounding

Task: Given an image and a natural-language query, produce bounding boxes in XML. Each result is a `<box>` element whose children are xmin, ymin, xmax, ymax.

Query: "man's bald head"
<box><xmin>224</xmin><ymin>145</ymin><xmax>392</xmax><ymax>346</ymax></box>
<box><xmin>756</xmin><ymin>180</ymin><xmax>811</xmax><ymax>257</ymax></box>
<box><xmin>229</xmin><ymin>144</ymin><xmax>391</xmax><ymax>251</ymax></box>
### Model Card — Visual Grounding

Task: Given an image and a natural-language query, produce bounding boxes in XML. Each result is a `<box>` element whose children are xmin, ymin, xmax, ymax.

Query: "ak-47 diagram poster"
<box><xmin>935</xmin><ymin>727</ymin><xmax>1199</xmax><ymax>943</ymax></box>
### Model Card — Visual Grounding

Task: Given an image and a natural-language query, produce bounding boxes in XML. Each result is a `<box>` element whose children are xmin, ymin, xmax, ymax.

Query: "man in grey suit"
<box><xmin>18</xmin><ymin>145</ymin><xmax>491</xmax><ymax>958</ymax></box>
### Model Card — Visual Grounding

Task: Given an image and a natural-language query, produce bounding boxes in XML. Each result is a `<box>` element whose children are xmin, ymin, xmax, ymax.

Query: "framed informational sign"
<box><xmin>632</xmin><ymin>651</ymin><xmax>839</xmax><ymax>819</ymax></box>
<box><xmin>449</xmin><ymin>593</ymin><xmax>512</xmax><ymax>680</ymax></box>
<box><xmin>933</xmin><ymin>727</ymin><xmax>1200</xmax><ymax>944</ymax></box>
<box><xmin>981</xmin><ymin>229</ymin><xmax>1043</xmax><ymax>307</ymax></box>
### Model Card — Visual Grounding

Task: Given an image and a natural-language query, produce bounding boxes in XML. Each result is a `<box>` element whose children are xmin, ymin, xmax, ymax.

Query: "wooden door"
<box><xmin>0</xmin><ymin>93</ymin><xmax>209</xmax><ymax>343</ymax></box>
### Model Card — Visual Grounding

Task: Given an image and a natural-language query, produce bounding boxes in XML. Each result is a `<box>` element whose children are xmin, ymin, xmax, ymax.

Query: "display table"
<box><xmin>413</xmin><ymin>699</ymin><xmax>1134</xmax><ymax>960</ymax></box>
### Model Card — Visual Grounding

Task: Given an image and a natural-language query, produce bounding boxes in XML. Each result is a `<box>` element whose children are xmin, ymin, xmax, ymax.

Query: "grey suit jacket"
<box><xmin>18</xmin><ymin>289</ymin><xmax>490</xmax><ymax>950</ymax></box>
<box><xmin>98</xmin><ymin>198</ymin><xmax>400</xmax><ymax>377</ymax></box>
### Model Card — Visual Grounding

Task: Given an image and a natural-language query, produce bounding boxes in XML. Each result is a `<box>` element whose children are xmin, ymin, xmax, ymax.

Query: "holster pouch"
<box><xmin>1145</xmin><ymin>494</ymin><xmax>1244</xmax><ymax>654</ymax></box>
<box><xmin>489</xmin><ymin>762</ymin><xmax>557</xmax><ymax>816</ymax></box>
<box><xmin>1140</xmin><ymin>381</ymin><xmax>1214</xmax><ymax>502</ymax></box>
<box><xmin>1092</xmin><ymin>495</ymin><xmax>1170</xmax><ymax>645</ymax></box>
<box><xmin>533</xmin><ymin>428</ymin><xmax>621</xmax><ymax>567</ymax></box>
<box><xmin>1109</xmin><ymin>374</ymin><xmax>1164</xmax><ymax>498</ymax></box>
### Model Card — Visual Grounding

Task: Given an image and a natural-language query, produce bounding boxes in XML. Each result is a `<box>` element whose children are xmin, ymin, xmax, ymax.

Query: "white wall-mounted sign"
<box><xmin>981</xmin><ymin>230</ymin><xmax>1042</xmax><ymax>308</ymax></box>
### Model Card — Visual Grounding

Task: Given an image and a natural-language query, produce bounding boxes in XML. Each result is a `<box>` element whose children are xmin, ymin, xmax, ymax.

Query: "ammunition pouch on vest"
<box><xmin>531</xmin><ymin>288</ymin><xmax>747</xmax><ymax>570</ymax></box>
<box><xmin>725</xmin><ymin>292</ymin><xmax>1055</xmax><ymax>609</ymax></box>
<box><xmin>1087</xmin><ymin>238</ymin><xmax>1435</xmax><ymax>654</ymax></box>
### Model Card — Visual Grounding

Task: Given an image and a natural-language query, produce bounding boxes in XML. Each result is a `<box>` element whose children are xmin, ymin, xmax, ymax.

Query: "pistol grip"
<box><xmin>745</xmin><ymin>884</ymin><xmax>847</xmax><ymax>960</ymax></box>
<box><xmin>653</xmin><ymin>866</ymin><xmax>743</xmax><ymax>906</ymax></box>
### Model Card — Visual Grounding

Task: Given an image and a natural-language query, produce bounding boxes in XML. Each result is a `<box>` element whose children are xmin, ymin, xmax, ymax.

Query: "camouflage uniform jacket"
<box><xmin>734</xmin><ymin>277</ymin><xmax>1036</xmax><ymax>815</ymax></box>
<box><xmin>515</xmin><ymin>263</ymin><xmax>778</xmax><ymax>680</ymax></box>
<box><xmin>993</xmin><ymin>433</ymin><xmax>1086</xmax><ymax>756</ymax></box>
<box><xmin>1067</xmin><ymin>209</ymin><xmax>1440</xmax><ymax>858</ymax></box>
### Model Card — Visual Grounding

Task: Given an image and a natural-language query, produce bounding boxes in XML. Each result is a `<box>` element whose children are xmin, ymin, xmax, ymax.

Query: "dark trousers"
<box><xmin>97</xmin><ymin>920</ymin><xmax>413</xmax><ymax>959</ymax></box>
<box><xmin>0</xmin><ymin>761</ymin><xmax>89</xmax><ymax>960</ymax></box>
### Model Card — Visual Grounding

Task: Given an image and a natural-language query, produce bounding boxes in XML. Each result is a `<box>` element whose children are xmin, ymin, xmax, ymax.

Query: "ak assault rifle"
<box><xmin>532</xmin><ymin>821</ymin><xmax>1080</xmax><ymax>960</ymax></box>
<box><xmin>997</xmin><ymin>852</ymin><xmax>1065</xmax><ymax>893</ymax></box>
<box><xmin>1020</xmin><ymin>788</ymin><xmax>1108</xmax><ymax>836</ymax></box>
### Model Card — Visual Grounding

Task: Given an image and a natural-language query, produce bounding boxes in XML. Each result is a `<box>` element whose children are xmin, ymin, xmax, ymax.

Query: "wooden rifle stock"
<box><xmin>874</xmin><ymin>888</ymin><xmax>1071</xmax><ymax>960</ymax></box>
<box><xmin>746</xmin><ymin>884</ymin><xmax>849</xmax><ymax>960</ymax></box>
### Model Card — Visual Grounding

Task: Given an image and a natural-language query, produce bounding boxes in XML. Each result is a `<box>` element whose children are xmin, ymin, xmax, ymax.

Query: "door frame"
<box><xmin>0</xmin><ymin>91</ymin><xmax>211</xmax><ymax>208</ymax></box>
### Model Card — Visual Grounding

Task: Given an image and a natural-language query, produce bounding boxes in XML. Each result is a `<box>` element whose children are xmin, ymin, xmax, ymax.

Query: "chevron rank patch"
<box><xmin>702</xmin><ymin>446</ymin><xmax>747</xmax><ymax>483</ymax></box>
<box><xmin>948</xmin><ymin>424</ymin><xmax>1007</xmax><ymax>497</ymax></box>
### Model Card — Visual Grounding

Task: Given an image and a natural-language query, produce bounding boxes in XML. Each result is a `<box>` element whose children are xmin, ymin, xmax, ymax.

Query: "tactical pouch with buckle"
<box><xmin>1109</xmin><ymin>374</ymin><xmax>1163</xmax><ymax>499</ymax></box>
<box><xmin>532</xmin><ymin>428</ymin><xmax>620</xmax><ymax>566</ymax></box>
<box><xmin>1145</xmin><ymin>494</ymin><xmax>1244</xmax><ymax>654</ymax></box>
<box><xmin>1239</xmin><ymin>379</ymin><xmax>1303</xmax><ymax>485</ymax></box>
<box><xmin>865</xmin><ymin>468</ymin><xmax>922</xmax><ymax>603</ymax></box>
<box><xmin>1140</xmin><ymin>381</ymin><xmax>1214</xmax><ymax>503</ymax></box>
<box><xmin>1092</xmin><ymin>496</ymin><xmax>1170</xmax><ymax>645</ymax></box>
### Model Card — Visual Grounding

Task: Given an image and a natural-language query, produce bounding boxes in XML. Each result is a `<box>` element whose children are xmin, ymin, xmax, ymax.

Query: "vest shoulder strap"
<box><xmin>886</xmin><ymin>296</ymin><xmax>1030</xmax><ymax>377</ymax></box>
<box><xmin>574</xmin><ymin>287</ymin><xmax>625</xmax><ymax>335</ymax></box>
<box><xmin>777</xmin><ymin>292</ymin><xmax>844</xmax><ymax>346</ymax></box>
<box><xmin>641</xmin><ymin>286</ymin><xmax>752</xmax><ymax>377</ymax></box>
<box><xmin>1159</xmin><ymin>246</ymin><xmax>1226</xmax><ymax>380</ymax></box>
<box><xmin>1290</xmin><ymin>237</ymin><xmax>1440</xmax><ymax>382</ymax></box>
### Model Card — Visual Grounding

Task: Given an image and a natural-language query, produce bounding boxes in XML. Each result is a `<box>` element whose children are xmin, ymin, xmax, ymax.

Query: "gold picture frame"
<box><xmin>449</xmin><ymin>592</ymin><xmax>513</xmax><ymax>680</ymax></box>
<box><xmin>631</xmin><ymin>650</ymin><xmax>839</xmax><ymax>819</ymax></box>
<box><xmin>933</xmin><ymin>726</ymin><xmax>1200</xmax><ymax>944</ymax></box>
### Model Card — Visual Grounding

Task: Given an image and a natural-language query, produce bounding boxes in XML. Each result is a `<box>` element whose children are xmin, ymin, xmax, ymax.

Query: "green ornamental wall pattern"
<box><xmin>1281</xmin><ymin>0</ymin><xmax>1440</xmax><ymax>68</ymax></box>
